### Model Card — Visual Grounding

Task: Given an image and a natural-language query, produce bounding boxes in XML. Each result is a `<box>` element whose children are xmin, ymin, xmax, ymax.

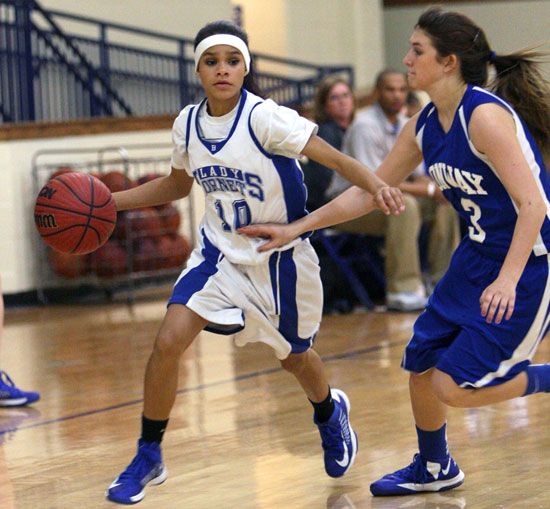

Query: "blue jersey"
<box><xmin>416</xmin><ymin>85</ymin><xmax>550</xmax><ymax>259</ymax></box>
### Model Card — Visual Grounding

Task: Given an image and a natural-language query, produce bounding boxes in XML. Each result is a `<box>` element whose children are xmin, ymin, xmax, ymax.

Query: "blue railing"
<box><xmin>0</xmin><ymin>0</ymin><xmax>353</xmax><ymax>123</ymax></box>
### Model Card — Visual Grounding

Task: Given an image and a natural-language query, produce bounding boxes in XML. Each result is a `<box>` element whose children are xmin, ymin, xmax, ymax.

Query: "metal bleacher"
<box><xmin>0</xmin><ymin>0</ymin><xmax>354</xmax><ymax>123</ymax></box>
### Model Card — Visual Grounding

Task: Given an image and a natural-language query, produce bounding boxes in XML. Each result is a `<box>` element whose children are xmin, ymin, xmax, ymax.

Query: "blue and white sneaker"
<box><xmin>0</xmin><ymin>371</ymin><xmax>40</xmax><ymax>406</ymax></box>
<box><xmin>370</xmin><ymin>453</ymin><xmax>464</xmax><ymax>496</ymax></box>
<box><xmin>315</xmin><ymin>388</ymin><xmax>358</xmax><ymax>478</ymax></box>
<box><xmin>107</xmin><ymin>439</ymin><xmax>167</xmax><ymax>504</ymax></box>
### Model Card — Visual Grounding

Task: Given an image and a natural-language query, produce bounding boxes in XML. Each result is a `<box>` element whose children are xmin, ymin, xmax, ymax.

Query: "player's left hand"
<box><xmin>480</xmin><ymin>276</ymin><xmax>516</xmax><ymax>324</ymax></box>
<box><xmin>373</xmin><ymin>185</ymin><xmax>405</xmax><ymax>215</ymax></box>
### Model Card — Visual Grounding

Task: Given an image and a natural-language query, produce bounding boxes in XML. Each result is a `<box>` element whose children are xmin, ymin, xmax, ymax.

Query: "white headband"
<box><xmin>194</xmin><ymin>34</ymin><xmax>250</xmax><ymax>75</ymax></box>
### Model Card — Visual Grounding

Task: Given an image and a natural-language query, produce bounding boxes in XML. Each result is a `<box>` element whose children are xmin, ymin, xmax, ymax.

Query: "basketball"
<box><xmin>158</xmin><ymin>234</ymin><xmax>192</xmax><ymax>268</ymax></box>
<box><xmin>159</xmin><ymin>204</ymin><xmax>181</xmax><ymax>234</ymax></box>
<box><xmin>47</xmin><ymin>248</ymin><xmax>87</xmax><ymax>278</ymax></box>
<box><xmin>34</xmin><ymin>172</ymin><xmax>117</xmax><ymax>255</ymax></box>
<box><xmin>49</xmin><ymin>166</ymin><xmax>74</xmax><ymax>179</ymax></box>
<box><xmin>137</xmin><ymin>173</ymin><xmax>162</xmax><ymax>186</ymax></box>
<box><xmin>101</xmin><ymin>170</ymin><xmax>135</xmax><ymax>193</ymax></box>
<box><xmin>170</xmin><ymin>234</ymin><xmax>192</xmax><ymax>267</ymax></box>
<box><xmin>92</xmin><ymin>240</ymin><xmax>128</xmax><ymax>278</ymax></box>
<box><xmin>126</xmin><ymin>208</ymin><xmax>162</xmax><ymax>239</ymax></box>
<box><xmin>113</xmin><ymin>210</ymin><xmax>128</xmax><ymax>239</ymax></box>
<box><xmin>133</xmin><ymin>237</ymin><xmax>158</xmax><ymax>272</ymax></box>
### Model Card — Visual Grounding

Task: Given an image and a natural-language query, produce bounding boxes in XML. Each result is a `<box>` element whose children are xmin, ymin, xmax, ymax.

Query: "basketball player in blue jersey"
<box><xmin>104</xmin><ymin>21</ymin><xmax>403</xmax><ymax>505</ymax></box>
<box><xmin>240</xmin><ymin>6</ymin><xmax>550</xmax><ymax>497</ymax></box>
<box><xmin>0</xmin><ymin>275</ymin><xmax>40</xmax><ymax>407</ymax></box>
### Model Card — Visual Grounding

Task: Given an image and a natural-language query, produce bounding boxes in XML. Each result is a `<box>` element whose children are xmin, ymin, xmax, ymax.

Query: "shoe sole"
<box><xmin>0</xmin><ymin>393</ymin><xmax>40</xmax><ymax>407</ymax></box>
<box><xmin>386</xmin><ymin>302</ymin><xmax>426</xmax><ymax>312</ymax></box>
<box><xmin>330</xmin><ymin>389</ymin><xmax>358</xmax><ymax>477</ymax></box>
<box><xmin>371</xmin><ymin>469</ymin><xmax>465</xmax><ymax>496</ymax></box>
<box><xmin>106</xmin><ymin>465</ymin><xmax>167</xmax><ymax>505</ymax></box>
<box><xmin>0</xmin><ymin>398</ymin><xmax>31</xmax><ymax>407</ymax></box>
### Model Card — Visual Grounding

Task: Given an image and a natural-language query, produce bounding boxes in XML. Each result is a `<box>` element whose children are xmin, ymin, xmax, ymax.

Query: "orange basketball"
<box><xmin>49</xmin><ymin>166</ymin><xmax>74</xmax><ymax>179</ymax></box>
<box><xmin>159</xmin><ymin>204</ymin><xmax>181</xmax><ymax>234</ymax></box>
<box><xmin>137</xmin><ymin>173</ymin><xmax>162</xmax><ymax>186</ymax></box>
<box><xmin>170</xmin><ymin>234</ymin><xmax>192</xmax><ymax>267</ymax></box>
<box><xmin>34</xmin><ymin>172</ymin><xmax>116</xmax><ymax>255</ymax></box>
<box><xmin>133</xmin><ymin>237</ymin><xmax>158</xmax><ymax>272</ymax></box>
<box><xmin>47</xmin><ymin>248</ymin><xmax>87</xmax><ymax>278</ymax></box>
<box><xmin>126</xmin><ymin>208</ymin><xmax>162</xmax><ymax>239</ymax></box>
<box><xmin>101</xmin><ymin>171</ymin><xmax>135</xmax><ymax>193</ymax></box>
<box><xmin>93</xmin><ymin>240</ymin><xmax>128</xmax><ymax>278</ymax></box>
<box><xmin>158</xmin><ymin>234</ymin><xmax>192</xmax><ymax>268</ymax></box>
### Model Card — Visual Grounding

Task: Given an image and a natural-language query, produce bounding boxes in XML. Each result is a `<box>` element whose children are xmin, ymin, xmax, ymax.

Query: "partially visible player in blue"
<box><xmin>0</xmin><ymin>275</ymin><xmax>40</xmax><ymax>407</ymax></box>
<box><xmin>104</xmin><ymin>20</ymin><xmax>404</xmax><ymax>505</ymax></box>
<box><xmin>240</xmin><ymin>6</ymin><xmax>550</xmax><ymax>497</ymax></box>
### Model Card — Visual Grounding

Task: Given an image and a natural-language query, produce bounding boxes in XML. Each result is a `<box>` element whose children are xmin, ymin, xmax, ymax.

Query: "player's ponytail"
<box><xmin>489</xmin><ymin>48</ymin><xmax>550</xmax><ymax>155</ymax></box>
<box><xmin>417</xmin><ymin>6</ymin><xmax>550</xmax><ymax>156</ymax></box>
<box><xmin>194</xmin><ymin>21</ymin><xmax>266</xmax><ymax>98</ymax></box>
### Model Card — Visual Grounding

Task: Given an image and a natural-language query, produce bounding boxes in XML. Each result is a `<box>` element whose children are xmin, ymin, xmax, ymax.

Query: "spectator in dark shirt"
<box><xmin>303</xmin><ymin>76</ymin><xmax>355</xmax><ymax>212</ymax></box>
<box><xmin>302</xmin><ymin>77</ymin><xmax>368</xmax><ymax>313</ymax></box>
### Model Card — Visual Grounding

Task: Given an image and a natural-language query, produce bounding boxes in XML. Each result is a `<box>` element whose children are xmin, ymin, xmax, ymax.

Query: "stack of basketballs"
<box><xmin>42</xmin><ymin>168</ymin><xmax>192</xmax><ymax>279</ymax></box>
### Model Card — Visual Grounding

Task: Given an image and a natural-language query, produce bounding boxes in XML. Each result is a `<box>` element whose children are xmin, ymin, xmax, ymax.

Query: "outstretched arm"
<box><xmin>301</xmin><ymin>134</ymin><xmax>404</xmax><ymax>215</ymax></box>
<box><xmin>113</xmin><ymin>168</ymin><xmax>194</xmax><ymax>211</ymax></box>
<box><xmin>239</xmin><ymin>186</ymin><xmax>374</xmax><ymax>251</ymax></box>
<box><xmin>240</xmin><ymin>117</ymin><xmax>423</xmax><ymax>250</ymax></box>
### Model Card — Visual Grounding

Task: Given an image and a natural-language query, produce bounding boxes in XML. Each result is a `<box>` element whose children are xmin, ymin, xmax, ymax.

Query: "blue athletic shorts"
<box><xmin>402</xmin><ymin>239</ymin><xmax>550</xmax><ymax>387</ymax></box>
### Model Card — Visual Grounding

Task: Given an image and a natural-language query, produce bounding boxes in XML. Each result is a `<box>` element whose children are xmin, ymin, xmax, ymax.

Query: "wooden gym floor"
<box><xmin>2</xmin><ymin>294</ymin><xmax>550</xmax><ymax>509</ymax></box>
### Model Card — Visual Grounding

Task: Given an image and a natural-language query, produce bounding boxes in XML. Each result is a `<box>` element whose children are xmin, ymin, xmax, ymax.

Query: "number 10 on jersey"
<box><xmin>215</xmin><ymin>199</ymin><xmax>252</xmax><ymax>231</ymax></box>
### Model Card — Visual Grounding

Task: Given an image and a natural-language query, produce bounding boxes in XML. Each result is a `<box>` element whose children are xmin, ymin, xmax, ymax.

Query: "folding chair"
<box><xmin>313</xmin><ymin>228</ymin><xmax>385</xmax><ymax>310</ymax></box>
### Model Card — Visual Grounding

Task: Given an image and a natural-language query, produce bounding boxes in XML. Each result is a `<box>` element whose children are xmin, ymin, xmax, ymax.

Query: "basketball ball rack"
<box><xmin>31</xmin><ymin>144</ymin><xmax>196</xmax><ymax>304</ymax></box>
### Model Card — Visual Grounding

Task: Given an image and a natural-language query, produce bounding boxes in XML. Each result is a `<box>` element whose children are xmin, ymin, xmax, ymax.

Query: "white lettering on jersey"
<box><xmin>428</xmin><ymin>163</ymin><xmax>487</xmax><ymax>195</ymax></box>
<box><xmin>193</xmin><ymin>165</ymin><xmax>265</xmax><ymax>202</ymax></box>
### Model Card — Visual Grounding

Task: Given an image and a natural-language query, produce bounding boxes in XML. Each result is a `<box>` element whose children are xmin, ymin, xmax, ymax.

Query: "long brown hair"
<box><xmin>312</xmin><ymin>76</ymin><xmax>355</xmax><ymax>124</ymax></box>
<box><xmin>417</xmin><ymin>7</ymin><xmax>550</xmax><ymax>151</ymax></box>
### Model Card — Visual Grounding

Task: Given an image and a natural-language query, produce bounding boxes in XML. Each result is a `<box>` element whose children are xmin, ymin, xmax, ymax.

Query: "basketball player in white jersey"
<box><xmin>104</xmin><ymin>20</ymin><xmax>403</xmax><ymax>505</ymax></box>
<box><xmin>241</xmin><ymin>6</ymin><xmax>550</xmax><ymax>499</ymax></box>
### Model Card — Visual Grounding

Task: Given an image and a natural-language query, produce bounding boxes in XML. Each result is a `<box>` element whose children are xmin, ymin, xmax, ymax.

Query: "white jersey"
<box><xmin>171</xmin><ymin>89</ymin><xmax>317</xmax><ymax>265</ymax></box>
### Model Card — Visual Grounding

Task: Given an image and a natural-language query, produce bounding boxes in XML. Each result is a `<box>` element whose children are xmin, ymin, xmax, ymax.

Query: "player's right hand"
<box><xmin>480</xmin><ymin>275</ymin><xmax>516</xmax><ymax>324</ymax></box>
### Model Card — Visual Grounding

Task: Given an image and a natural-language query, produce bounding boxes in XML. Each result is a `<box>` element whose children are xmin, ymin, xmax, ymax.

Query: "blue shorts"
<box><xmin>402</xmin><ymin>239</ymin><xmax>550</xmax><ymax>387</ymax></box>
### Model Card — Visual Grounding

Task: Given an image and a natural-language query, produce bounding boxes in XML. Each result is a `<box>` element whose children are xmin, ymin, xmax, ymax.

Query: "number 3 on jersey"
<box><xmin>461</xmin><ymin>198</ymin><xmax>486</xmax><ymax>242</ymax></box>
<box><xmin>215</xmin><ymin>199</ymin><xmax>252</xmax><ymax>231</ymax></box>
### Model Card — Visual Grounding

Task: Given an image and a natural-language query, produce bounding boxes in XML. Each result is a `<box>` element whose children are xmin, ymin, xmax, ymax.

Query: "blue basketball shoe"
<box><xmin>370</xmin><ymin>453</ymin><xmax>464</xmax><ymax>496</ymax></box>
<box><xmin>0</xmin><ymin>371</ymin><xmax>40</xmax><ymax>407</ymax></box>
<box><xmin>315</xmin><ymin>388</ymin><xmax>358</xmax><ymax>478</ymax></box>
<box><xmin>106</xmin><ymin>439</ymin><xmax>167</xmax><ymax>504</ymax></box>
